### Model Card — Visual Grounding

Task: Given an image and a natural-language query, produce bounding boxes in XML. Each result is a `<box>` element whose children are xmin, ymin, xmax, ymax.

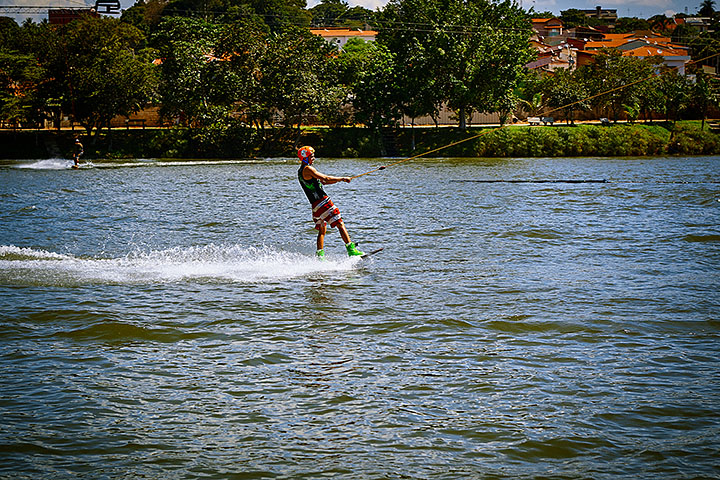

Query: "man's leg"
<box><xmin>338</xmin><ymin>221</ymin><xmax>363</xmax><ymax>256</ymax></box>
<box><xmin>317</xmin><ymin>222</ymin><xmax>326</xmax><ymax>251</ymax></box>
<box><xmin>337</xmin><ymin>221</ymin><xmax>351</xmax><ymax>245</ymax></box>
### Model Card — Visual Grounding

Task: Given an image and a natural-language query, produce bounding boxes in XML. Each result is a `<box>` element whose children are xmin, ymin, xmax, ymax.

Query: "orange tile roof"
<box><xmin>585</xmin><ymin>39</ymin><xmax>626</xmax><ymax>49</ymax></box>
<box><xmin>601</xmin><ymin>33</ymin><xmax>635</xmax><ymax>40</ymax></box>
<box><xmin>310</xmin><ymin>29</ymin><xmax>377</xmax><ymax>37</ymax></box>
<box><xmin>624</xmin><ymin>45</ymin><xmax>689</xmax><ymax>57</ymax></box>
<box><xmin>579</xmin><ymin>44</ymin><xmax>688</xmax><ymax>58</ymax></box>
<box><xmin>585</xmin><ymin>35</ymin><xmax>682</xmax><ymax>52</ymax></box>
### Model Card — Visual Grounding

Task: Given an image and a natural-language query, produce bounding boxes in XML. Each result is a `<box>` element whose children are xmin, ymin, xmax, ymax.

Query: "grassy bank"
<box><xmin>387</xmin><ymin>121</ymin><xmax>720</xmax><ymax>158</ymax></box>
<box><xmin>2</xmin><ymin>121</ymin><xmax>718</xmax><ymax>160</ymax></box>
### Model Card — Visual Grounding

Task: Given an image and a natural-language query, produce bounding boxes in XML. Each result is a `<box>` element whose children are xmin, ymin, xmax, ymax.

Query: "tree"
<box><xmin>528</xmin><ymin>10</ymin><xmax>555</xmax><ymax>18</ymax></box>
<box><xmin>344</xmin><ymin>6</ymin><xmax>376</xmax><ymax>29</ymax></box>
<box><xmin>153</xmin><ymin>17</ymin><xmax>237</xmax><ymax>128</ymax></box>
<box><xmin>648</xmin><ymin>14</ymin><xmax>670</xmax><ymax>33</ymax></box>
<box><xmin>57</xmin><ymin>15</ymin><xmax>158</xmax><ymax>136</ymax></box>
<box><xmin>516</xmin><ymin>70</ymin><xmax>549</xmax><ymax>118</ymax></box>
<box><xmin>623</xmin><ymin>101</ymin><xmax>641</xmax><ymax>124</ymax></box>
<box><xmin>560</xmin><ymin>9</ymin><xmax>598</xmax><ymax>28</ymax></box>
<box><xmin>672</xmin><ymin>23</ymin><xmax>700</xmax><ymax>45</ymax></box>
<box><xmin>16</xmin><ymin>15</ymin><xmax>157</xmax><ymax>136</ymax></box>
<box><xmin>689</xmin><ymin>34</ymin><xmax>720</xmax><ymax>75</ymax></box>
<box><xmin>310</xmin><ymin>0</ymin><xmax>350</xmax><ymax>27</ymax></box>
<box><xmin>245</xmin><ymin>0</ymin><xmax>311</xmax><ymax>30</ymax></box>
<box><xmin>577</xmin><ymin>49</ymin><xmax>657</xmax><ymax>123</ymax></box>
<box><xmin>637</xmin><ymin>73</ymin><xmax>665</xmax><ymax>123</ymax></box>
<box><xmin>656</xmin><ymin>66</ymin><xmax>691</xmax><ymax>123</ymax></box>
<box><xmin>256</xmin><ymin>25</ymin><xmax>345</xmax><ymax>141</ymax></box>
<box><xmin>215</xmin><ymin>18</ymin><xmax>268</xmax><ymax>128</ymax></box>
<box><xmin>614</xmin><ymin>17</ymin><xmax>650</xmax><ymax>34</ymax></box>
<box><xmin>153</xmin><ymin>0</ymin><xmax>309</xmax><ymax>30</ymax></box>
<box><xmin>687</xmin><ymin>69</ymin><xmax>720</xmax><ymax>128</ymax></box>
<box><xmin>699</xmin><ymin>0</ymin><xmax>715</xmax><ymax>17</ymax></box>
<box><xmin>120</xmin><ymin>0</ymin><xmax>152</xmax><ymax>36</ymax></box>
<box><xmin>0</xmin><ymin>50</ymin><xmax>45</xmax><ymax>127</ymax></box>
<box><xmin>330</xmin><ymin>36</ymin><xmax>375</xmax><ymax>125</ymax></box>
<box><xmin>543</xmin><ymin>68</ymin><xmax>589</xmax><ymax>125</ymax></box>
<box><xmin>351</xmin><ymin>42</ymin><xmax>404</xmax><ymax>128</ymax></box>
<box><xmin>6</xmin><ymin>20</ymin><xmax>63</xmax><ymax>127</ymax></box>
<box><xmin>0</xmin><ymin>16</ymin><xmax>21</xmax><ymax>48</ymax></box>
<box><xmin>309</xmin><ymin>0</ymin><xmax>375</xmax><ymax>28</ymax></box>
<box><xmin>161</xmin><ymin>0</ymin><xmax>232</xmax><ymax>22</ymax></box>
<box><xmin>0</xmin><ymin>18</ymin><xmax>37</xmax><ymax>126</ymax></box>
<box><xmin>518</xmin><ymin>92</ymin><xmax>545</xmax><ymax>117</ymax></box>
<box><xmin>378</xmin><ymin>0</ymin><xmax>534</xmax><ymax>129</ymax></box>
<box><xmin>153</xmin><ymin>15</ymin><xmax>343</xmax><ymax>142</ymax></box>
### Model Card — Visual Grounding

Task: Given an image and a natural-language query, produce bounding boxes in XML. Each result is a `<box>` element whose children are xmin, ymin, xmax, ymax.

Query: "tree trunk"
<box><xmin>411</xmin><ymin>120</ymin><xmax>415</xmax><ymax>151</ymax></box>
<box><xmin>294</xmin><ymin>124</ymin><xmax>302</xmax><ymax>150</ymax></box>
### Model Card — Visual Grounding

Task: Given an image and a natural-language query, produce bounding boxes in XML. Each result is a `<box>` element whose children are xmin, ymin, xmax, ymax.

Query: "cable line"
<box><xmin>350</xmin><ymin>50</ymin><xmax>720</xmax><ymax>180</ymax></box>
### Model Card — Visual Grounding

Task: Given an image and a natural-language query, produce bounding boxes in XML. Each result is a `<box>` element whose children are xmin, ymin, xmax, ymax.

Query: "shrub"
<box><xmin>668</xmin><ymin>124</ymin><xmax>720</xmax><ymax>155</ymax></box>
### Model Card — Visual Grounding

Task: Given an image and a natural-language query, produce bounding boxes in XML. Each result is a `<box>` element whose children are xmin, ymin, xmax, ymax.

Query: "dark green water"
<box><xmin>1</xmin><ymin>156</ymin><xmax>719</xmax><ymax>479</ymax></box>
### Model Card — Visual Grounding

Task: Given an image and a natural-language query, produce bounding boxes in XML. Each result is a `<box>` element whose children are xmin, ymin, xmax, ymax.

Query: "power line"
<box><xmin>4</xmin><ymin>3</ymin><xmax>717</xmax><ymax>45</ymax></box>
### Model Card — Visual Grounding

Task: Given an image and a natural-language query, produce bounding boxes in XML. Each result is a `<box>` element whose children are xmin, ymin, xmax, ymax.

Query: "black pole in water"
<box><xmin>457</xmin><ymin>179</ymin><xmax>608</xmax><ymax>184</ymax></box>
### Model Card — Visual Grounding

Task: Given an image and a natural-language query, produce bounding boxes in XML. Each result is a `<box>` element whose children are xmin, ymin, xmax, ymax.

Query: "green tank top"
<box><xmin>298</xmin><ymin>164</ymin><xmax>327</xmax><ymax>204</ymax></box>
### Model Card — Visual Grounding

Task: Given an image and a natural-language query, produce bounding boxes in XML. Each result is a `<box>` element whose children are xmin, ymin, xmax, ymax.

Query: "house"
<box><xmin>583</xmin><ymin>32</ymin><xmax>674</xmax><ymax>51</ymax></box>
<box><xmin>568</xmin><ymin>25</ymin><xmax>605</xmax><ymax>41</ymax></box>
<box><xmin>576</xmin><ymin>34</ymin><xmax>691</xmax><ymax>74</ymax></box>
<box><xmin>531</xmin><ymin>18</ymin><xmax>563</xmax><ymax>39</ymax></box>
<box><xmin>683</xmin><ymin>17</ymin><xmax>714</xmax><ymax>33</ymax></box>
<box><xmin>581</xmin><ymin>6</ymin><xmax>618</xmax><ymax>22</ymax></box>
<box><xmin>527</xmin><ymin>39</ymin><xmax>577</xmax><ymax>71</ymax></box>
<box><xmin>309</xmin><ymin>28</ymin><xmax>376</xmax><ymax>50</ymax></box>
<box><xmin>528</xmin><ymin>19</ymin><xmax>579</xmax><ymax>71</ymax></box>
<box><xmin>620</xmin><ymin>42</ymin><xmax>690</xmax><ymax>74</ymax></box>
<box><xmin>528</xmin><ymin>17</ymin><xmax>579</xmax><ymax>71</ymax></box>
<box><xmin>47</xmin><ymin>0</ymin><xmax>117</xmax><ymax>24</ymax></box>
<box><xmin>48</xmin><ymin>8</ymin><xmax>97</xmax><ymax>25</ymax></box>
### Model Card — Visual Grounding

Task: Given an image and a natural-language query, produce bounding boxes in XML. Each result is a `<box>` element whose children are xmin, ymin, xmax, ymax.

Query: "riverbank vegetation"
<box><xmin>2</xmin><ymin>121</ymin><xmax>718</xmax><ymax>159</ymax></box>
<box><xmin>2</xmin><ymin>0</ymin><xmax>720</xmax><ymax>158</ymax></box>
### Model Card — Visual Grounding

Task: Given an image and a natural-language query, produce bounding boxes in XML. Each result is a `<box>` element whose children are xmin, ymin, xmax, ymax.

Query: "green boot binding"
<box><xmin>316</xmin><ymin>249</ymin><xmax>325</xmax><ymax>260</ymax></box>
<box><xmin>345</xmin><ymin>242</ymin><xmax>364</xmax><ymax>257</ymax></box>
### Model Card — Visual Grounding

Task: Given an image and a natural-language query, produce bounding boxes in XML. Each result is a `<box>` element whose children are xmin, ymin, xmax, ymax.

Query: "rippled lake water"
<box><xmin>1</xmin><ymin>155</ymin><xmax>719</xmax><ymax>479</ymax></box>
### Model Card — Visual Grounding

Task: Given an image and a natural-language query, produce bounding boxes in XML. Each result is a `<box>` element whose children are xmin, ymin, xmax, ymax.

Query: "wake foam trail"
<box><xmin>0</xmin><ymin>244</ymin><xmax>357</xmax><ymax>286</ymax></box>
<box><xmin>0</xmin><ymin>245</ymin><xmax>72</xmax><ymax>261</ymax></box>
<box><xmin>9</xmin><ymin>158</ymin><xmax>278</xmax><ymax>170</ymax></box>
<box><xmin>13</xmin><ymin>159</ymin><xmax>75</xmax><ymax>170</ymax></box>
<box><xmin>87</xmin><ymin>159</ymin><xmax>271</xmax><ymax>169</ymax></box>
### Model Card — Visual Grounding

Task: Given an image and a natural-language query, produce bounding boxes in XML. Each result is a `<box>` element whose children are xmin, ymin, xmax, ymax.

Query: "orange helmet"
<box><xmin>298</xmin><ymin>146</ymin><xmax>315</xmax><ymax>164</ymax></box>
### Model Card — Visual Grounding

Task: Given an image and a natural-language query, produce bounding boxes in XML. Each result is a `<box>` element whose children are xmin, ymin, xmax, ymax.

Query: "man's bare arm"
<box><xmin>304</xmin><ymin>166</ymin><xmax>351</xmax><ymax>184</ymax></box>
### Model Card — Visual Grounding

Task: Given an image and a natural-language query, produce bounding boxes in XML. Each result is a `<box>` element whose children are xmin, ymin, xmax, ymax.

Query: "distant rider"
<box><xmin>297</xmin><ymin>146</ymin><xmax>364</xmax><ymax>259</ymax></box>
<box><xmin>72</xmin><ymin>138</ymin><xmax>83</xmax><ymax>168</ymax></box>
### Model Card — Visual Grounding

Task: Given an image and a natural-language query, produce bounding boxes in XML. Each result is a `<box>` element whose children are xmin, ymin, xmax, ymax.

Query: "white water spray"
<box><xmin>0</xmin><ymin>244</ymin><xmax>360</xmax><ymax>286</ymax></box>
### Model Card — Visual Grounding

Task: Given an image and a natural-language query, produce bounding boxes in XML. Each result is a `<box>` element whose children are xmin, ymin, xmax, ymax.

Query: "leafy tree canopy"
<box><xmin>672</xmin><ymin>23</ymin><xmax>700</xmax><ymax>45</ymax></box>
<box><xmin>378</xmin><ymin>0</ymin><xmax>534</xmax><ymax>128</ymax></box>
<box><xmin>576</xmin><ymin>49</ymin><xmax>659</xmax><ymax>122</ymax></box>
<box><xmin>123</xmin><ymin>0</ymin><xmax>309</xmax><ymax>31</ymax></box>
<box><xmin>699</xmin><ymin>0</ymin><xmax>715</xmax><ymax>17</ymax></box>
<box><xmin>309</xmin><ymin>0</ymin><xmax>376</xmax><ymax>28</ymax></box>
<box><xmin>0</xmin><ymin>16</ymin><xmax>21</xmax><ymax>50</ymax></box>
<box><xmin>60</xmin><ymin>16</ymin><xmax>157</xmax><ymax>135</ymax></box>
<box><xmin>614</xmin><ymin>17</ymin><xmax>650</xmax><ymax>34</ymax></box>
<box><xmin>560</xmin><ymin>9</ymin><xmax>593</xmax><ymax>28</ymax></box>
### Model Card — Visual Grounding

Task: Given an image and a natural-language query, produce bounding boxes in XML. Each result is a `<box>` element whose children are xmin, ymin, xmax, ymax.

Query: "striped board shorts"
<box><xmin>311</xmin><ymin>196</ymin><xmax>343</xmax><ymax>230</ymax></box>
